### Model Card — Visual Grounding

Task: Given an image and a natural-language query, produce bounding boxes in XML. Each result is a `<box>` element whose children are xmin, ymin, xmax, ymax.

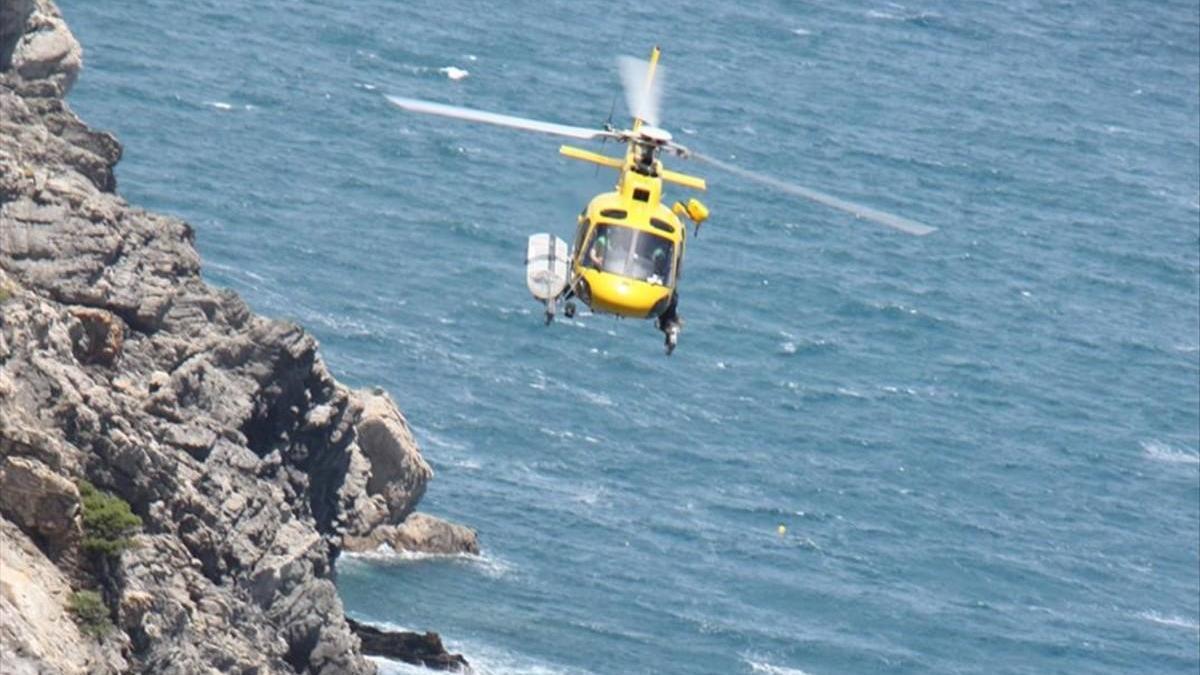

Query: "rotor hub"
<box><xmin>638</xmin><ymin>125</ymin><xmax>673</xmax><ymax>145</ymax></box>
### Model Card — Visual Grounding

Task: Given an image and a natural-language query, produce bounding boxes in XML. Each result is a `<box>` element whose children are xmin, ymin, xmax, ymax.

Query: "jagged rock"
<box><xmin>68</xmin><ymin>306</ymin><xmax>124</xmax><ymax>365</ymax></box>
<box><xmin>347</xmin><ymin>618</ymin><xmax>470</xmax><ymax>672</ymax></box>
<box><xmin>0</xmin><ymin>455</ymin><xmax>80</xmax><ymax>559</ymax></box>
<box><xmin>343</xmin><ymin>512</ymin><xmax>479</xmax><ymax>556</ymax></box>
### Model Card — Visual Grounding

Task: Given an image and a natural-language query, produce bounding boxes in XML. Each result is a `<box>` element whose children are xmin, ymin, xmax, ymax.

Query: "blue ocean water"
<box><xmin>59</xmin><ymin>1</ymin><xmax>1199</xmax><ymax>672</ymax></box>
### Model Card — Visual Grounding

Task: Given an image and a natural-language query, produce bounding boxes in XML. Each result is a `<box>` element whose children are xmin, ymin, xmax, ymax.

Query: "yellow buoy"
<box><xmin>777</xmin><ymin>524</ymin><xmax>787</xmax><ymax>537</ymax></box>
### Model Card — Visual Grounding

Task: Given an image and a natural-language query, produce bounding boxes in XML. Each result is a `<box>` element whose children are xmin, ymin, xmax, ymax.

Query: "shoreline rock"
<box><xmin>343</xmin><ymin>512</ymin><xmax>480</xmax><ymax>556</ymax></box>
<box><xmin>346</xmin><ymin>618</ymin><xmax>470</xmax><ymax>672</ymax></box>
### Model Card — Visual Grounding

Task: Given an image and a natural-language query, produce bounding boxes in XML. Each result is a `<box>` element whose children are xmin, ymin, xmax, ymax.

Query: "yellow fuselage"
<box><xmin>571</xmin><ymin>167</ymin><xmax>687</xmax><ymax>319</ymax></box>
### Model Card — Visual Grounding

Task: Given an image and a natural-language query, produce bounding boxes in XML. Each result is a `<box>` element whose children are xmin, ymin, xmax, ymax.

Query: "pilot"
<box><xmin>651</xmin><ymin>246</ymin><xmax>670</xmax><ymax>282</ymax></box>
<box><xmin>588</xmin><ymin>233</ymin><xmax>607</xmax><ymax>269</ymax></box>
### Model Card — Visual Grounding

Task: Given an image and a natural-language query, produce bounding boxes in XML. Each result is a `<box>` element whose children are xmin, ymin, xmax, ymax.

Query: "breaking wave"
<box><xmin>340</xmin><ymin>545</ymin><xmax>513</xmax><ymax>578</ymax></box>
<box><xmin>1138</xmin><ymin>611</ymin><xmax>1200</xmax><ymax>633</ymax></box>
<box><xmin>1141</xmin><ymin>440</ymin><xmax>1200</xmax><ymax>465</ymax></box>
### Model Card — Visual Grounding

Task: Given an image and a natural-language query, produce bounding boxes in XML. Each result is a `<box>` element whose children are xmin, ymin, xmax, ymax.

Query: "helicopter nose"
<box><xmin>581</xmin><ymin>270</ymin><xmax>669</xmax><ymax>318</ymax></box>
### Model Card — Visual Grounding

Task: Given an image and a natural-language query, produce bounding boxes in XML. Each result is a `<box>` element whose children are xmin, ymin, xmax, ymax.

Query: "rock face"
<box><xmin>1</xmin><ymin>519</ymin><xmax>128</xmax><ymax>674</ymax></box>
<box><xmin>0</xmin><ymin>2</ymin><xmax>476</xmax><ymax>673</ymax></box>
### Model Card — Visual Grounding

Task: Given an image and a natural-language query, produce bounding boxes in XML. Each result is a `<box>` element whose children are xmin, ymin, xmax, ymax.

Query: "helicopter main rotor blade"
<box><xmin>688</xmin><ymin>152</ymin><xmax>937</xmax><ymax>236</ymax></box>
<box><xmin>386</xmin><ymin>95</ymin><xmax>620</xmax><ymax>141</ymax></box>
<box><xmin>618</xmin><ymin>56</ymin><xmax>663</xmax><ymax>127</ymax></box>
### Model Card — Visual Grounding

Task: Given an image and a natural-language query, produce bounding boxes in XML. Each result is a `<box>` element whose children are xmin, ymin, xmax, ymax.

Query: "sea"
<box><xmin>58</xmin><ymin>1</ymin><xmax>1199</xmax><ymax>673</ymax></box>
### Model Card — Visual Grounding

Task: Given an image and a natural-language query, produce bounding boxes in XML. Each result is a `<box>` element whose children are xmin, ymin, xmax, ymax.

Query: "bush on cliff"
<box><xmin>79</xmin><ymin>480</ymin><xmax>142</xmax><ymax>557</ymax></box>
<box><xmin>68</xmin><ymin>589</ymin><xmax>113</xmax><ymax>638</ymax></box>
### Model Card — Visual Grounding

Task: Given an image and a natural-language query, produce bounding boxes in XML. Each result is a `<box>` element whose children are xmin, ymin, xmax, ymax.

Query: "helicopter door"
<box><xmin>525</xmin><ymin>233</ymin><xmax>570</xmax><ymax>301</ymax></box>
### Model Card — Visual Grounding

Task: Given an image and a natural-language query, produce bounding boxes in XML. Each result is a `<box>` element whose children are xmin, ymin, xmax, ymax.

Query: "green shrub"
<box><xmin>68</xmin><ymin>590</ymin><xmax>112</xmax><ymax>638</ymax></box>
<box><xmin>78</xmin><ymin>481</ymin><xmax>142</xmax><ymax>557</ymax></box>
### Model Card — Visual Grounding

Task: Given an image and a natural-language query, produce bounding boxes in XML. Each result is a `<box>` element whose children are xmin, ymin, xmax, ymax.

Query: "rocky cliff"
<box><xmin>0</xmin><ymin>2</ymin><xmax>473</xmax><ymax>672</ymax></box>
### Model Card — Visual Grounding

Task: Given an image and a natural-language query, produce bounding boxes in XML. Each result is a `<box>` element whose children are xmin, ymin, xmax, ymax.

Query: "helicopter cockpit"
<box><xmin>585</xmin><ymin>223</ymin><xmax>674</xmax><ymax>286</ymax></box>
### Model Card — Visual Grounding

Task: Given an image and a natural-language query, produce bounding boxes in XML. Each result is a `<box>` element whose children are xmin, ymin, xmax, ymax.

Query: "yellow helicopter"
<box><xmin>387</xmin><ymin>47</ymin><xmax>934</xmax><ymax>354</ymax></box>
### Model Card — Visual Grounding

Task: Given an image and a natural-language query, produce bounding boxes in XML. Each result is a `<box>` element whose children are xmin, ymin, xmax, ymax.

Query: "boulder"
<box><xmin>352</xmin><ymin>389</ymin><xmax>432</xmax><ymax>524</ymax></box>
<box><xmin>342</xmin><ymin>512</ymin><xmax>479</xmax><ymax>556</ymax></box>
<box><xmin>10</xmin><ymin>4</ymin><xmax>80</xmax><ymax>93</ymax></box>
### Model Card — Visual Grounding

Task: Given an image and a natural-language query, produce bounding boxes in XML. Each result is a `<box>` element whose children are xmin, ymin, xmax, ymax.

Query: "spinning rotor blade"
<box><xmin>386</xmin><ymin>95</ymin><xmax>619</xmax><ymax>141</ymax></box>
<box><xmin>618</xmin><ymin>56</ymin><xmax>663</xmax><ymax>126</ymax></box>
<box><xmin>688</xmin><ymin>152</ymin><xmax>937</xmax><ymax>236</ymax></box>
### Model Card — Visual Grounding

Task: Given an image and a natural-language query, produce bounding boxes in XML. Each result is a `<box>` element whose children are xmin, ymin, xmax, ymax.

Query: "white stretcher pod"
<box><xmin>525</xmin><ymin>234</ymin><xmax>570</xmax><ymax>301</ymax></box>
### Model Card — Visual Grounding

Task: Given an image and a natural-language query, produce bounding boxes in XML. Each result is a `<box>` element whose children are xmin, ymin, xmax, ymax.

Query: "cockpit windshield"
<box><xmin>584</xmin><ymin>223</ymin><xmax>674</xmax><ymax>286</ymax></box>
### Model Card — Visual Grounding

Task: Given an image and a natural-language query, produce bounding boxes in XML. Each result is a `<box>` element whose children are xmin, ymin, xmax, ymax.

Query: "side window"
<box><xmin>573</xmin><ymin>215</ymin><xmax>589</xmax><ymax>259</ymax></box>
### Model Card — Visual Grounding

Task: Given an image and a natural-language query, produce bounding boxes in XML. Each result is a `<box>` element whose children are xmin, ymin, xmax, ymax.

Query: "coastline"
<box><xmin>0</xmin><ymin>1</ymin><xmax>472</xmax><ymax>672</ymax></box>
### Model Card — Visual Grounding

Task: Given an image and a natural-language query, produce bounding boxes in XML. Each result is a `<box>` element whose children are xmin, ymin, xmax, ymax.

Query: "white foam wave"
<box><xmin>374</xmin><ymin>627</ymin><xmax>591</xmax><ymax>675</ymax></box>
<box><xmin>573</xmin><ymin>486</ymin><xmax>606</xmax><ymax>506</ymax></box>
<box><xmin>746</xmin><ymin>658</ymin><xmax>813</xmax><ymax>675</ymax></box>
<box><xmin>206</xmin><ymin>101</ymin><xmax>234</xmax><ymax>110</ymax></box>
<box><xmin>375</xmin><ymin>644</ymin><xmax>579</xmax><ymax>675</ymax></box>
<box><xmin>1141</xmin><ymin>440</ymin><xmax>1200</xmax><ymax>465</ymax></box>
<box><xmin>791</xmin><ymin>28</ymin><xmax>812</xmax><ymax>36</ymax></box>
<box><xmin>371</xmin><ymin>655</ymin><xmax>431</xmax><ymax>674</ymax></box>
<box><xmin>866</xmin><ymin>8</ymin><xmax>938</xmax><ymax>22</ymax></box>
<box><xmin>341</xmin><ymin>545</ymin><xmax>513</xmax><ymax>578</ymax></box>
<box><xmin>538</xmin><ymin>427</ymin><xmax>577</xmax><ymax>440</ymax></box>
<box><xmin>579</xmin><ymin>389</ymin><xmax>612</xmax><ymax>406</ymax></box>
<box><xmin>439</xmin><ymin>66</ymin><xmax>470</xmax><ymax>80</ymax></box>
<box><xmin>419</xmin><ymin>429</ymin><xmax>468</xmax><ymax>452</ymax></box>
<box><xmin>1138</xmin><ymin>611</ymin><xmax>1200</xmax><ymax>632</ymax></box>
<box><xmin>356</xmin><ymin>618</ymin><xmax>417</xmax><ymax>633</ymax></box>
